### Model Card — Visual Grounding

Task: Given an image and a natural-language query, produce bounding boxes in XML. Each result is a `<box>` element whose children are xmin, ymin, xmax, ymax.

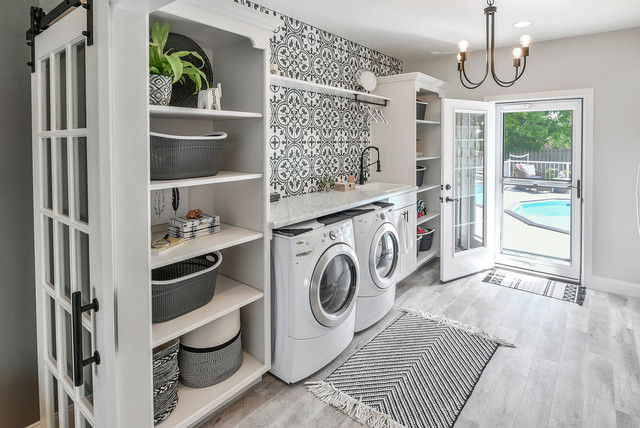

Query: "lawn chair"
<box><xmin>513</xmin><ymin>163</ymin><xmax>544</xmax><ymax>192</ymax></box>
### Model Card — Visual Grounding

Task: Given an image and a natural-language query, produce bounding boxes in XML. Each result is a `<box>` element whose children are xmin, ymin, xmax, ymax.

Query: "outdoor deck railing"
<box><xmin>503</xmin><ymin>160</ymin><xmax>572</xmax><ymax>179</ymax></box>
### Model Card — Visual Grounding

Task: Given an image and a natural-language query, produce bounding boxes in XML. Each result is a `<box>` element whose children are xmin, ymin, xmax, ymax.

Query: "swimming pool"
<box><xmin>506</xmin><ymin>199</ymin><xmax>571</xmax><ymax>234</ymax></box>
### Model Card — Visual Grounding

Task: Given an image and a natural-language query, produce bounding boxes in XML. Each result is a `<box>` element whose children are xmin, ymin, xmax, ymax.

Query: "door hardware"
<box><xmin>445</xmin><ymin>197</ymin><xmax>458</xmax><ymax>203</ymax></box>
<box><xmin>72</xmin><ymin>292</ymin><xmax>100</xmax><ymax>387</ymax></box>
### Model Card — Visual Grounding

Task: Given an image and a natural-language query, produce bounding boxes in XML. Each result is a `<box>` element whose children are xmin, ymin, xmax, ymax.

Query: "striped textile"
<box><xmin>307</xmin><ymin>309</ymin><xmax>514</xmax><ymax>428</ymax></box>
<box><xmin>482</xmin><ymin>268</ymin><xmax>586</xmax><ymax>305</ymax></box>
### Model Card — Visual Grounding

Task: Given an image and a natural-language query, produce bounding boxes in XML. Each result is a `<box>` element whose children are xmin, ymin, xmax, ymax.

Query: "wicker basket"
<box><xmin>153</xmin><ymin>339</ymin><xmax>180</xmax><ymax>425</ymax></box>
<box><xmin>152</xmin><ymin>252</ymin><xmax>223</xmax><ymax>323</ymax></box>
<box><xmin>150</xmin><ymin>132</ymin><xmax>227</xmax><ymax>180</ymax></box>
<box><xmin>178</xmin><ymin>330</ymin><xmax>243</xmax><ymax>388</ymax></box>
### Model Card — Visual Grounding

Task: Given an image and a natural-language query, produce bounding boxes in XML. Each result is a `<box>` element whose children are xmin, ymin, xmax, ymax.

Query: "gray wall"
<box><xmin>406</xmin><ymin>27</ymin><xmax>640</xmax><ymax>288</ymax></box>
<box><xmin>0</xmin><ymin>1</ymin><xmax>40</xmax><ymax>427</ymax></box>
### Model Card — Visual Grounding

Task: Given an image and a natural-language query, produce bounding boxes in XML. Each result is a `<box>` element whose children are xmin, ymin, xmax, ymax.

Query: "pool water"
<box><xmin>512</xmin><ymin>200</ymin><xmax>571</xmax><ymax>233</ymax></box>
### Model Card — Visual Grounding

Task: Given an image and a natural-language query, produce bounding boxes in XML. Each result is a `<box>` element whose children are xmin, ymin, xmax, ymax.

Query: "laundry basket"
<box><xmin>152</xmin><ymin>251</ymin><xmax>223</xmax><ymax>323</ymax></box>
<box><xmin>418</xmin><ymin>229</ymin><xmax>435</xmax><ymax>251</ymax></box>
<box><xmin>153</xmin><ymin>338</ymin><xmax>179</xmax><ymax>424</ymax></box>
<box><xmin>150</xmin><ymin>132</ymin><xmax>227</xmax><ymax>180</ymax></box>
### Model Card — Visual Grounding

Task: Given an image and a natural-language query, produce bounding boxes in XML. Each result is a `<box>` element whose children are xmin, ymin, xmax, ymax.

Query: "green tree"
<box><xmin>504</xmin><ymin>110</ymin><xmax>572</xmax><ymax>153</ymax></box>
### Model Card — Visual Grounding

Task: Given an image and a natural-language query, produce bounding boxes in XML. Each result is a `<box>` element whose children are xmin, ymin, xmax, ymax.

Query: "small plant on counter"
<box><xmin>317</xmin><ymin>174</ymin><xmax>335</xmax><ymax>192</ymax></box>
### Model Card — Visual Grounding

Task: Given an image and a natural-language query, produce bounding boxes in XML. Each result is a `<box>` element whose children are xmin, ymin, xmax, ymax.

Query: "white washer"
<box><xmin>270</xmin><ymin>216</ymin><xmax>360</xmax><ymax>383</ymax></box>
<box><xmin>342</xmin><ymin>202</ymin><xmax>399</xmax><ymax>332</ymax></box>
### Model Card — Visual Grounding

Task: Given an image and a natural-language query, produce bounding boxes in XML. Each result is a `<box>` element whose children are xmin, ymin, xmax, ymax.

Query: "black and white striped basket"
<box><xmin>153</xmin><ymin>339</ymin><xmax>180</xmax><ymax>425</ymax></box>
<box><xmin>178</xmin><ymin>330</ymin><xmax>243</xmax><ymax>388</ymax></box>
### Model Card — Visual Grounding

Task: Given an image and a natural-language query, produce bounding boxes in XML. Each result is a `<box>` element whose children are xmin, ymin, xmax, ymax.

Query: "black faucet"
<box><xmin>359</xmin><ymin>146</ymin><xmax>381</xmax><ymax>185</ymax></box>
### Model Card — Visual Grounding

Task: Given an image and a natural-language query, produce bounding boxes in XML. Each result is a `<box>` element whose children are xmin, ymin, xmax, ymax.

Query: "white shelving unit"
<box><xmin>150</xmin><ymin>171</ymin><xmax>263</xmax><ymax>191</ymax></box>
<box><xmin>149</xmin><ymin>105</ymin><xmax>263</xmax><ymax>120</ymax></box>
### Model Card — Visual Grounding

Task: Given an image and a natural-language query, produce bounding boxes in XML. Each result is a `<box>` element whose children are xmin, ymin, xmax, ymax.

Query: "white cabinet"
<box><xmin>389</xmin><ymin>191</ymin><xmax>417</xmax><ymax>281</ymax></box>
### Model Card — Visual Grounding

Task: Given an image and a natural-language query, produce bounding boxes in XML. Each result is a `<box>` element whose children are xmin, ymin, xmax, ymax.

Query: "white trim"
<box><xmin>589</xmin><ymin>276</ymin><xmax>640</xmax><ymax>299</ymax></box>
<box><xmin>485</xmin><ymin>89</ymin><xmax>594</xmax><ymax>288</ymax></box>
<box><xmin>25</xmin><ymin>421</ymin><xmax>41</xmax><ymax>428</ymax></box>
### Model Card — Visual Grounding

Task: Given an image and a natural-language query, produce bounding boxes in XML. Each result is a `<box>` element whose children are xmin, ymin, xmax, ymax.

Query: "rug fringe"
<box><xmin>400</xmin><ymin>307</ymin><xmax>516</xmax><ymax>348</ymax></box>
<box><xmin>576</xmin><ymin>286</ymin><xmax>586</xmax><ymax>306</ymax></box>
<box><xmin>306</xmin><ymin>381</ymin><xmax>406</xmax><ymax>428</ymax></box>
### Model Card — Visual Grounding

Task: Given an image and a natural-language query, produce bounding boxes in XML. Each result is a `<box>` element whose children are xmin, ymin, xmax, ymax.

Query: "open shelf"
<box><xmin>416</xmin><ymin>156</ymin><xmax>441</xmax><ymax>161</ymax></box>
<box><xmin>155</xmin><ymin>352</ymin><xmax>266</xmax><ymax>428</ymax></box>
<box><xmin>270</xmin><ymin>75</ymin><xmax>391</xmax><ymax>105</ymax></box>
<box><xmin>151</xmin><ymin>224</ymin><xmax>263</xmax><ymax>269</ymax></box>
<box><xmin>150</xmin><ymin>171</ymin><xmax>263</xmax><ymax>191</ymax></box>
<box><xmin>417</xmin><ymin>247</ymin><xmax>440</xmax><ymax>267</ymax></box>
<box><xmin>417</xmin><ymin>212</ymin><xmax>440</xmax><ymax>226</ymax></box>
<box><xmin>416</xmin><ymin>119</ymin><xmax>440</xmax><ymax>125</ymax></box>
<box><xmin>149</xmin><ymin>105</ymin><xmax>263</xmax><ymax>120</ymax></box>
<box><xmin>417</xmin><ymin>183</ymin><xmax>439</xmax><ymax>193</ymax></box>
<box><xmin>152</xmin><ymin>276</ymin><xmax>263</xmax><ymax>347</ymax></box>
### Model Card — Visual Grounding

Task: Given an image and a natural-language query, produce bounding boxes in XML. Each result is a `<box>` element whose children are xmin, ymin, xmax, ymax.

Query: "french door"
<box><xmin>31</xmin><ymin>8</ymin><xmax>115</xmax><ymax>427</ymax></box>
<box><xmin>496</xmin><ymin>100</ymin><xmax>583</xmax><ymax>281</ymax></box>
<box><xmin>441</xmin><ymin>99</ymin><xmax>495</xmax><ymax>282</ymax></box>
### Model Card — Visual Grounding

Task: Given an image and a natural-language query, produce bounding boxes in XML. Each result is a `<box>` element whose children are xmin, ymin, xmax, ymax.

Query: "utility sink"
<box><xmin>358</xmin><ymin>182</ymin><xmax>404</xmax><ymax>193</ymax></box>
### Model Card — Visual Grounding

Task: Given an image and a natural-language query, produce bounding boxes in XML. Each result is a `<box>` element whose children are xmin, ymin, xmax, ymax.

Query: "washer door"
<box><xmin>310</xmin><ymin>243</ymin><xmax>360</xmax><ymax>327</ymax></box>
<box><xmin>369</xmin><ymin>222</ymin><xmax>399</xmax><ymax>289</ymax></box>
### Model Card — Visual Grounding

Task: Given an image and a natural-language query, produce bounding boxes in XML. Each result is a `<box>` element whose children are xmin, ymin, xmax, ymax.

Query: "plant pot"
<box><xmin>149</xmin><ymin>74</ymin><xmax>173</xmax><ymax>106</ymax></box>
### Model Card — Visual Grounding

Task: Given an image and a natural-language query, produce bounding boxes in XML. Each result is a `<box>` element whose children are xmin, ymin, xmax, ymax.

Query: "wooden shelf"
<box><xmin>270</xmin><ymin>75</ymin><xmax>391</xmax><ymax>104</ymax></box>
<box><xmin>417</xmin><ymin>247</ymin><xmax>440</xmax><ymax>267</ymax></box>
<box><xmin>150</xmin><ymin>171</ymin><xmax>263</xmax><ymax>191</ymax></box>
<box><xmin>149</xmin><ymin>105</ymin><xmax>263</xmax><ymax>120</ymax></box>
<box><xmin>417</xmin><ymin>212</ymin><xmax>440</xmax><ymax>226</ymax></box>
<box><xmin>151</xmin><ymin>224</ymin><xmax>263</xmax><ymax>269</ymax></box>
<box><xmin>417</xmin><ymin>183</ymin><xmax>440</xmax><ymax>193</ymax></box>
<box><xmin>155</xmin><ymin>352</ymin><xmax>266</xmax><ymax>428</ymax></box>
<box><xmin>416</xmin><ymin>119</ymin><xmax>440</xmax><ymax>125</ymax></box>
<box><xmin>416</xmin><ymin>156</ymin><xmax>441</xmax><ymax>161</ymax></box>
<box><xmin>152</xmin><ymin>276</ymin><xmax>263</xmax><ymax>347</ymax></box>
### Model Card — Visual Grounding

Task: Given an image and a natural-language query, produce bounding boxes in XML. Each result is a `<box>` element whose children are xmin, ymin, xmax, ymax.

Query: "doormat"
<box><xmin>306</xmin><ymin>308</ymin><xmax>515</xmax><ymax>428</ymax></box>
<box><xmin>482</xmin><ymin>268</ymin><xmax>586</xmax><ymax>306</ymax></box>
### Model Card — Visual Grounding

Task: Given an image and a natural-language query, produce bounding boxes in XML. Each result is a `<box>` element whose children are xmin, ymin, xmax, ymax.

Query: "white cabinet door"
<box><xmin>441</xmin><ymin>99</ymin><xmax>496</xmax><ymax>282</ymax></box>
<box><xmin>31</xmin><ymin>7</ymin><xmax>116</xmax><ymax>427</ymax></box>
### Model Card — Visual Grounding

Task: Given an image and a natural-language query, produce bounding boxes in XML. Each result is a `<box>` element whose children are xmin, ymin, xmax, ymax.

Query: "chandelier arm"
<box><xmin>459</xmin><ymin>71</ymin><xmax>484</xmax><ymax>89</ymax></box>
<box><xmin>459</xmin><ymin>9</ymin><xmax>491</xmax><ymax>87</ymax></box>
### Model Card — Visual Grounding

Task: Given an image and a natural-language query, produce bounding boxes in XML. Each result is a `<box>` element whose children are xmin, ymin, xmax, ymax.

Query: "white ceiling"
<box><xmin>255</xmin><ymin>0</ymin><xmax>640</xmax><ymax>61</ymax></box>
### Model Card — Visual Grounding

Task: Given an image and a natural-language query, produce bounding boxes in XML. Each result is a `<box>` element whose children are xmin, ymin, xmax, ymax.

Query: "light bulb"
<box><xmin>512</xmin><ymin>48</ymin><xmax>523</xmax><ymax>59</ymax></box>
<box><xmin>520</xmin><ymin>34</ymin><xmax>532</xmax><ymax>47</ymax></box>
<box><xmin>458</xmin><ymin>40</ymin><xmax>469</xmax><ymax>53</ymax></box>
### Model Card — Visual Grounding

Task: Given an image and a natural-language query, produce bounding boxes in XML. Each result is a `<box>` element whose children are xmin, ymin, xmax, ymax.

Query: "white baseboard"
<box><xmin>588</xmin><ymin>275</ymin><xmax>640</xmax><ymax>298</ymax></box>
<box><xmin>25</xmin><ymin>421</ymin><xmax>40</xmax><ymax>428</ymax></box>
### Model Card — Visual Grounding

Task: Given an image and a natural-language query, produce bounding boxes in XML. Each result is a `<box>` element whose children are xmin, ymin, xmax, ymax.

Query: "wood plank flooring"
<box><xmin>198</xmin><ymin>260</ymin><xmax>640</xmax><ymax>428</ymax></box>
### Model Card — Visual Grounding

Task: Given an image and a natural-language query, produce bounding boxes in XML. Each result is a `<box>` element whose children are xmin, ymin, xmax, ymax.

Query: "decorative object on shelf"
<box><xmin>270</xmin><ymin>192</ymin><xmax>281</xmax><ymax>203</ymax></box>
<box><xmin>269</xmin><ymin>63</ymin><xmax>280</xmax><ymax>75</ymax></box>
<box><xmin>149</xmin><ymin>22</ymin><xmax>210</xmax><ymax>106</ymax></box>
<box><xmin>149</xmin><ymin>74</ymin><xmax>174</xmax><ymax>106</ymax></box>
<box><xmin>416</xmin><ymin>165</ymin><xmax>426</xmax><ymax>187</ymax></box>
<box><xmin>334</xmin><ymin>181</ymin><xmax>355</xmax><ymax>192</ymax></box>
<box><xmin>151</xmin><ymin>251</ymin><xmax>222</xmax><ymax>323</ymax></box>
<box><xmin>151</xmin><ymin>235</ymin><xmax>186</xmax><ymax>256</ymax></box>
<box><xmin>416</xmin><ymin>199</ymin><xmax>427</xmax><ymax>218</ymax></box>
<box><xmin>150</xmin><ymin>132</ymin><xmax>227</xmax><ymax>180</ymax></box>
<box><xmin>198</xmin><ymin>83</ymin><xmax>222</xmax><ymax>110</ymax></box>
<box><xmin>356</xmin><ymin>70</ymin><xmax>377</xmax><ymax>91</ymax></box>
<box><xmin>152</xmin><ymin>338</ymin><xmax>180</xmax><ymax>424</ymax></box>
<box><xmin>317</xmin><ymin>174</ymin><xmax>335</xmax><ymax>192</ymax></box>
<box><xmin>178</xmin><ymin>310</ymin><xmax>244</xmax><ymax>388</ymax></box>
<box><xmin>456</xmin><ymin>0</ymin><xmax>531</xmax><ymax>89</ymax></box>
<box><xmin>169</xmin><ymin>212</ymin><xmax>221</xmax><ymax>240</ymax></box>
<box><xmin>151</xmin><ymin>187</ymin><xmax>189</xmax><ymax>226</ymax></box>
<box><xmin>186</xmin><ymin>209</ymin><xmax>203</xmax><ymax>219</ymax></box>
<box><xmin>416</xmin><ymin>100</ymin><xmax>428</xmax><ymax>120</ymax></box>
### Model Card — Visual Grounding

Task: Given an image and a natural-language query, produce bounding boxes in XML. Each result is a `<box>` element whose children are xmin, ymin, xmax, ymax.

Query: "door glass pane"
<box><xmin>454</xmin><ymin>112</ymin><xmax>485</xmax><ymax>253</ymax></box>
<box><xmin>82</xmin><ymin>327</ymin><xmax>94</xmax><ymax>409</ymax></box>
<box><xmin>43</xmin><ymin>139</ymin><xmax>53</xmax><ymax>209</ymax></box>
<box><xmin>59</xmin><ymin>223</ymin><xmax>71</xmax><ymax>299</ymax></box>
<box><xmin>57</xmin><ymin>138</ymin><xmax>69</xmax><ymax>216</ymax></box>
<box><xmin>42</xmin><ymin>58</ymin><xmax>51</xmax><ymax>131</ymax></box>
<box><xmin>375</xmin><ymin>232</ymin><xmax>397</xmax><ymax>279</ymax></box>
<box><xmin>46</xmin><ymin>295</ymin><xmax>57</xmax><ymax>363</ymax></box>
<box><xmin>64</xmin><ymin>310</ymin><xmax>73</xmax><ymax>382</ymax></box>
<box><xmin>502</xmin><ymin>110</ymin><xmax>573</xmax><ymax>181</ymax></box>
<box><xmin>44</xmin><ymin>216</ymin><xmax>55</xmax><ymax>286</ymax></box>
<box><xmin>73</xmin><ymin>42</ymin><xmax>87</xmax><ymax>129</ymax></box>
<box><xmin>74</xmin><ymin>137</ymin><xmax>89</xmax><ymax>223</ymax></box>
<box><xmin>56</xmin><ymin>50</ymin><xmax>67</xmax><ymax>130</ymax></box>
<box><xmin>76</xmin><ymin>231</ymin><xmax>91</xmax><ymax>307</ymax></box>
<box><xmin>319</xmin><ymin>255</ymin><xmax>356</xmax><ymax>314</ymax></box>
<box><xmin>62</xmin><ymin>392</ymin><xmax>76</xmax><ymax>428</ymax></box>
<box><xmin>49</xmin><ymin>370</ymin><xmax>60</xmax><ymax>428</ymax></box>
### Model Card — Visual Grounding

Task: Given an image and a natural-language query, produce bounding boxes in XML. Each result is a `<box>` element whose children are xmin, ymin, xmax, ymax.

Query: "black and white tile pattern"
<box><xmin>234</xmin><ymin>0</ymin><xmax>403</xmax><ymax>197</ymax></box>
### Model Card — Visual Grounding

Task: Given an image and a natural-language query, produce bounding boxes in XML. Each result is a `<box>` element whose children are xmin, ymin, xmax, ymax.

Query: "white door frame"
<box><xmin>486</xmin><ymin>89</ymin><xmax>594</xmax><ymax>285</ymax></box>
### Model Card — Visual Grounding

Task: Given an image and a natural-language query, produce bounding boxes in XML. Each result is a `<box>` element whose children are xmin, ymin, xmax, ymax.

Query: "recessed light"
<box><xmin>513</xmin><ymin>21</ymin><xmax>532</xmax><ymax>28</ymax></box>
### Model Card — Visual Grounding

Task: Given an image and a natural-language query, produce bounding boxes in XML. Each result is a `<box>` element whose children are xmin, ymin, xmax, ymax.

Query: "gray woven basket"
<box><xmin>153</xmin><ymin>339</ymin><xmax>179</xmax><ymax>425</ymax></box>
<box><xmin>150</xmin><ymin>132</ymin><xmax>226</xmax><ymax>180</ymax></box>
<box><xmin>152</xmin><ymin>252</ymin><xmax>222</xmax><ymax>323</ymax></box>
<box><xmin>178</xmin><ymin>330</ymin><xmax>243</xmax><ymax>388</ymax></box>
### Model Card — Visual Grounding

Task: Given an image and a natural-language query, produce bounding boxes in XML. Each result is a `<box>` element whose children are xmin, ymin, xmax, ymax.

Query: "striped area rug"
<box><xmin>482</xmin><ymin>268</ymin><xmax>586</xmax><ymax>306</ymax></box>
<box><xmin>307</xmin><ymin>308</ymin><xmax>515</xmax><ymax>428</ymax></box>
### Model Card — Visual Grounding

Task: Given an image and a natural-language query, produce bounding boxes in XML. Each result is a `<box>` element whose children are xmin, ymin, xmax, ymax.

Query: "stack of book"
<box><xmin>169</xmin><ymin>213</ymin><xmax>221</xmax><ymax>240</ymax></box>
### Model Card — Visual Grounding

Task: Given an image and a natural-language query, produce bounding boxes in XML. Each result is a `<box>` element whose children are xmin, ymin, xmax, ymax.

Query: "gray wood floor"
<box><xmin>199</xmin><ymin>260</ymin><xmax>640</xmax><ymax>428</ymax></box>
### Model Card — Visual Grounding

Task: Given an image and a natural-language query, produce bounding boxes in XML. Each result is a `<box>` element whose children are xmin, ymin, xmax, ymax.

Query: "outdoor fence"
<box><xmin>504</xmin><ymin>149</ymin><xmax>572</xmax><ymax>178</ymax></box>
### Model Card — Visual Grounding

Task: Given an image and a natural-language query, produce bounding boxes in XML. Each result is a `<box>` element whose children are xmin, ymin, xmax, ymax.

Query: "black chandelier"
<box><xmin>456</xmin><ymin>0</ymin><xmax>531</xmax><ymax>89</ymax></box>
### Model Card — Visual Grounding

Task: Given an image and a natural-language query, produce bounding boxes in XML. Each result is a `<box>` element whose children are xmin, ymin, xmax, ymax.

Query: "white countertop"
<box><xmin>269</xmin><ymin>182</ymin><xmax>417</xmax><ymax>228</ymax></box>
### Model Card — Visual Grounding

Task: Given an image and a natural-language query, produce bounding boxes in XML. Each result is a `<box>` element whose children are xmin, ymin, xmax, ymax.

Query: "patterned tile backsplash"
<box><xmin>234</xmin><ymin>0</ymin><xmax>403</xmax><ymax>197</ymax></box>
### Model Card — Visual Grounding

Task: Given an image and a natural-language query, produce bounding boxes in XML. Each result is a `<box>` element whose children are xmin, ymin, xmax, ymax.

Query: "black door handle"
<box><xmin>445</xmin><ymin>197</ymin><xmax>458</xmax><ymax>203</ymax></box>
<box><xmin>576</xmin><ymin>179</ymin><xmax>581</xmax><ymax>199</ymax></box>
<box><xmin>72</xmin><ymin>292</ymin><xmax>100</xmax><ymax>387</ymax></box>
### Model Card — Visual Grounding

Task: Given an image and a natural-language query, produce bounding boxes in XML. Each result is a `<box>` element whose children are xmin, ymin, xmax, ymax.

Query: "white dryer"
<box><xmin>270</xmin><ymin>215</ymin><xmax>360</xmax><ymax>383</ymax></box>
<box><xmin>341</xmin><ymin>202</ymin><xmax>399</xmax><ymax>332</ymax></box>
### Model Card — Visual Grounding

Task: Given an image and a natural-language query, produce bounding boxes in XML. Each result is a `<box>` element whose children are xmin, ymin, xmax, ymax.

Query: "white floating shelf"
<box><xmin>416</xmin><ymin>156</ymin><xmax>441</xmax><ymax>161</ymax></box>
<box><xmin>151</xmin><ymin>224</ymin><xmax>263</xmax><ymax>269</ymax></box>
<box><xmin>270</xmin><ymin>75</ymin><xmax>391</xmax><ymax>105</ymax></box>
<box><xmin>417</xmin><ymin>183</ymin><xmax>440</xmax><ymax>193</ymax></box>
<box><xmin>417</xmin><ymin>212</ymin><xmax>440</xmax><ymax>225</ymax></box>
<box><xmin>417</xmin><ymin>247</ymin><xmax>440</xmax><ymax>267</ymax></box>
<box><xmin>155</xmin><ymin>352</ymin><xmax>266</xmax><ymax>428</ymax></box>
<box><xmin>416</xmin><ymin>119</ymin><xmax>441</xmax><ymax>125</ymax></box>
<box><xmin>152</xmin><ymin>275</ymin><xmax>263</xmax><ymax>347</ymax></box>
<box><xmin>149</xmin><ymin>105</ymin><xmax>263</xmax><ymax>120</ymax></box>
<box><xmin>150</xmin><ymin>171</ymin><xmax>263</xmax><ymax>191</ymax></box>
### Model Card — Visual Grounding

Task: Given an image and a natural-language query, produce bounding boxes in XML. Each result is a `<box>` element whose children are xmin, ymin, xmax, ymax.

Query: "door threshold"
<box><xmin>493</xmin><ymin>263</ymin><xmax>581</xmax><ymax>285</ymax></box>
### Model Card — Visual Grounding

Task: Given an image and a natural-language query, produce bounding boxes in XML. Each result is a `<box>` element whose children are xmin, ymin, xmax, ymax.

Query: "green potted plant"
<box><xmin>317</xmin><ymin>174</ymin><xmax>335</xmax><ymax>192</ymax></box>
<box><xmin>148</xmin><ymin>21</ymin><xmax>209</xmax><ymax>106</ymax></box>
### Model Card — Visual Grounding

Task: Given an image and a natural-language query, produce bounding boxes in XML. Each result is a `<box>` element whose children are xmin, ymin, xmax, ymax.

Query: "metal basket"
<box><xmin>150</xmin><ymin>132</ymin><xmax>227</xmax><ymax>180</ymax></box>
<box><xmin>153</xmin><ymin>339</ymin><xmax>179</xmax><ymax>425</ymax></box>
<box><xmin>152</xmin><ymin>252</ymin><xmax>223</xmax><ymax>323</ymax></box>
<box><xmin>178</xmin><ymin>330</ymin><xmax>243</xmax><ymax>388</ymax></box>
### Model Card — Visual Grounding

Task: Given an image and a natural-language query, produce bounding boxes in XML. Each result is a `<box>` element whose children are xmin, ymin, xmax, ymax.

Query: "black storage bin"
<box><xmin>416</xmin><ymin>165</ymin><xmax>426</xmax><ymax>187</ymax></box>
<box><xmin>418</xmin><ymin>229</ymin><xmax>435</xmax><ymax>251</ymax></box>
<box><xmin>416</xmin><ymin>101</ymin><xmax>428</xmax><ymax>120</ymax></box>
<box><xmin>150</xmin><ymin>132</ymin><xmax>226</xmax><ymax>180</ymax></box>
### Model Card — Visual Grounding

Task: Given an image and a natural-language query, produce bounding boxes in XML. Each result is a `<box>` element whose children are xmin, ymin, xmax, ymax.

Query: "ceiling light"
<box><xmin>513</xmin><ymin>21</ymin><xmax>532</xmax><ymax>28</ymax></box>
<box><xmin>456</xmin><ymin>0</ymin><xmax>532</xmax><ymax>89</ymax></box>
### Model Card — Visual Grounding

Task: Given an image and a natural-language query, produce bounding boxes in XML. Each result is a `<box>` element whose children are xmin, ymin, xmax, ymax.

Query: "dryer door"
<box><xmin>370</xmin><ymin>223</ymin><xmax>399</xmax><ymax>289</ymax></box>
<box><xmin>310</xmin><ymin>243</ymin><xmax>360</xmax><ymax>327</ymax></box>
